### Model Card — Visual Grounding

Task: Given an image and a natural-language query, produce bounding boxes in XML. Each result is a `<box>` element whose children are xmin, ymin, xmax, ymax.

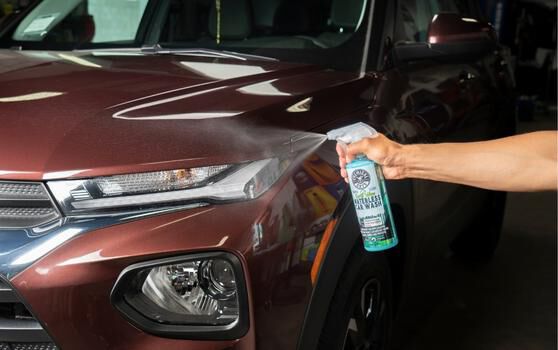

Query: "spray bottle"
<box><xmin>327</xmin><ymin>122</ymin><xmax>398</xmax><ymax>251</ymax></box>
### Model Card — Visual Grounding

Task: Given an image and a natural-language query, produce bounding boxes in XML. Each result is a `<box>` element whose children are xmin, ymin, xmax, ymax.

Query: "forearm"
<box><xmin>400</xmin><ymin>132</ymin><xmax>558</xmax><ymax>192</ymax></box>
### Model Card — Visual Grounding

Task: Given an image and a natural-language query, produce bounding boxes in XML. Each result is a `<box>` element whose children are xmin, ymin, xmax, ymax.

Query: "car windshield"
<box><xmin>0</xmin><ymin>0</ymin><xmax>370</xmax><ymax>69</ymax></box>
<box><xmin>9</xmin><ymin>0</ymin><xmax>150</xmax><ymax>44</ymax></box>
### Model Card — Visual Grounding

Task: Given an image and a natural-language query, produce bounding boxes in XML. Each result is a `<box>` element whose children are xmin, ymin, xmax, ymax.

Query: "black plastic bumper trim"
<box><xmin>0</xmin><ymin>276</ymin><xmax>57</xmax><ymax>345</ymax></box>
<box><xmin>0</xmin><ymin>290</ymin><xmax>18</xmax><ymax>304</ymax></box>
<box><xmin>0</xmin><ymin>322</ymin><xmax>52</xmax><ymax>343</ymax></box>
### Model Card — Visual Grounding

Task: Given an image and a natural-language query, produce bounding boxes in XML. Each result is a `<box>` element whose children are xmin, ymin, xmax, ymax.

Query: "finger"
<box><xmin>346</xmin><ymin>138</ymin><xmax>374</xmax><ymax>162</ymax></box>
<box><xmin>335</xmin><ymin>142</ymin><xmax>346</xmax><ymax>158</ymax></box>
<box><xmin>339</xmin><ymin>156</ymin><xmax>347</xmax><ymax>169</ymax></box>
<box><xmin>340</xmin><ymin>167</ymin><xmax>348</xmax><ymax>179</ymax></box>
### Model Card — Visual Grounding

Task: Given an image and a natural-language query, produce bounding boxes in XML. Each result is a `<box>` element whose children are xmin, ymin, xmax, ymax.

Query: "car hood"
<box><xmin>0</xmin><ymin>50</ymin><xmax>362</xmax><ymax>180</ymax></box>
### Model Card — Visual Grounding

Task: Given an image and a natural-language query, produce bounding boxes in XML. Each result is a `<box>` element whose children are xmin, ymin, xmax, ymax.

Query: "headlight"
<box><xmin>111</xmin><ymin>252</ymin><xmax>249</xmax><ymax>340</ymax></box>
<box><xmin>47</xmin><ymin>158</ymin><xmax>290</xmax><ymax>215</ymax></box>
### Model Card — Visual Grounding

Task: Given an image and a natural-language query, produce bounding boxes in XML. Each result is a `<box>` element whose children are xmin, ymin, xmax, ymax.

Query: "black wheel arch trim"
<box><xmin>296</xmin><ymin>193</ymin><xmax>359</xmax><ymax>350</ymax></box>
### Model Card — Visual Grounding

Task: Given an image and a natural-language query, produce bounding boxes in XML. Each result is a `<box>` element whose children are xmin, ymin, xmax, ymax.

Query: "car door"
<box><xmin>368</xmin><ymin>0</ymin><xmax>508</xmax><ymax>342</ymax></box>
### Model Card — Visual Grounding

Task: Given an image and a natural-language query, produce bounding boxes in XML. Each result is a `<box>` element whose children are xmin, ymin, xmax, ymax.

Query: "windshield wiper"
<box><xmin>140</xmin><ymin>44</ymin><xmax>277</xmax><ymax>62</ymax></box>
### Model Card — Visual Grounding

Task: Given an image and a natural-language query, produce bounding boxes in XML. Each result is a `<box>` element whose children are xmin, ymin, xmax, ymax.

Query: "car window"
<box><xmin>157</xmin><ymin>0</ymin><xmax>368</xmax><ymax>50</ymax></box>
<box><xmin>1</xmin><ymin>0</ymin><xmax>372</xmax><ymax>71</ymax></box>
<box><xmin>12</xmin><ymin>0</ymin><xmax>150</xmax><ymax>44</ymax></box>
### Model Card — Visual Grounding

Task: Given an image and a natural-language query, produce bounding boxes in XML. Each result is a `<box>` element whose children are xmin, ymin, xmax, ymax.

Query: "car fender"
<box><xmin>297</xmin><ymin>178</ymin><xmax>413</xmax><ymax>350</ymax></box>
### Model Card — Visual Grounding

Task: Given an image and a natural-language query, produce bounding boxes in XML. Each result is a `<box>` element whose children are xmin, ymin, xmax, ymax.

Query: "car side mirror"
<box><xmin>393</xmin><ymin>13</ymin><xmax>498</xmax><ymax>63</ymax></box>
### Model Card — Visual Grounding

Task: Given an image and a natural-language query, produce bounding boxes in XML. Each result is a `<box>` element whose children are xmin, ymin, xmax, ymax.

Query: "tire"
<box><xmin>450</xmin><ymin>190</ymin><xmax>507</xmax><ymax>261</ymax></box>
<box><xmin>317</xmin><ymin>242</ymin><xmax>393</xmax><ymax>350</ymax></box>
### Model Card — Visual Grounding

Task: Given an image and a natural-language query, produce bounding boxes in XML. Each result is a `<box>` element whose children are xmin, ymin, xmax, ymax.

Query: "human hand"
<box><xmin>336</xmin><ymin>133</ymin><xmax>406</xmax><ymax>182</ymax></box>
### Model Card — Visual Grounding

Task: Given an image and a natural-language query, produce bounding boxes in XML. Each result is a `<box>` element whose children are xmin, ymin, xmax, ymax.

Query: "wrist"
<box><xmin>397</xmin><ymin>143</ymin><xmax>421</xmax><ymax>178</ymax></box>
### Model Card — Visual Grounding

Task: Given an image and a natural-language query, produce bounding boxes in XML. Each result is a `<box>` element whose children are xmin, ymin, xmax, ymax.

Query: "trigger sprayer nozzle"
<box><xmin>326</xmin><ymin>122</ymin><xmax>378</xmax><ymax>144</ymax></box>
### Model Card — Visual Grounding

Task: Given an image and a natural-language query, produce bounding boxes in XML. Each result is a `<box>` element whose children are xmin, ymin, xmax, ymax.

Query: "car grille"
<box><xmin>0</xmin><ymin>181</ymin><xmax>60</xmax><ymax>229</ymax></box>
<box><xmin>0</xmin><ymin>343</ymin><xmax>58</xmax><ymax>350</ymax></box>
<box><xmin>0</xmin><ymin>279</ymin><xmax>57</xmax><ymax>350</ymax></box>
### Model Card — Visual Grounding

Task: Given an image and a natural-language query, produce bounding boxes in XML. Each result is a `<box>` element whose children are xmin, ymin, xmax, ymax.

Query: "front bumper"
<box><xmin>1</xmin><ymin>151</ymin><xmax>341</xmax><ymax>349</ymax></box>
<box><xmin>8</xmin><ymin>202</ymin><xmax>260</xmax><ymax>350</ymax></box>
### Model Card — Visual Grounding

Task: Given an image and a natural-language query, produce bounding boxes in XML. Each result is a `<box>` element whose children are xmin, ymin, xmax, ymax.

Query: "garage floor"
<box><xmin>403</xmin><ymin>113</ymin><xmax>557</xmax><ymax>349</ymax></box>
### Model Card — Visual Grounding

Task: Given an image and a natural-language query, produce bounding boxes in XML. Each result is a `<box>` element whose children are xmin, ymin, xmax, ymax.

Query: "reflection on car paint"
<box><xmin>179</xmin><ymin>61</ymin><xmax>269</xmax><ymax>80</ymax></box>
<box><xmin>58</xmin><ymin>53</ymin><xmax>102</xmax><ymax>68</ymax></box>
<box><xmin>246</xmin><ymin>149</ymin><xmax>346</xmax><ymax>348</ymax></box>
<box><xmin>111</xmin><ymin>86</ymin><xmax>232</xmax><ymax>120</ymax></box>
<box><xmin>250</xmin><ymin>154</ymin><xmax>344</xmax><ymax>273</ymax></box>
<box><xmin>0</xmin><ymin>91</ymin><xmax>65</xmax><ymax>102</ymax></box>
<box><xmin>237</xmin><ymin>79</ymin><xmax>292</xmax><ymax>97</ymax></box>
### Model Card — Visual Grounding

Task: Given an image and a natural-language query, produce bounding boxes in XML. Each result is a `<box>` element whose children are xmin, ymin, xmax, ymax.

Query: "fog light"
<box><xmin>111</xmin><ymin>252</ymin><xmax>249</xmax><ymax>340</ymax></box>
<box><xmin>141</xmin><ymin>259</ymin><xmax>238</xmax><ymax>325</ymax></box>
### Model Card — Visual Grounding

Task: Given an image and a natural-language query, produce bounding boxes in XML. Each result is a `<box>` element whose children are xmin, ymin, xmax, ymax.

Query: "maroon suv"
<box><xmin>0</xmin><ymin>0</ymin><xmax>514</xmax><ymax>349</ymax></box>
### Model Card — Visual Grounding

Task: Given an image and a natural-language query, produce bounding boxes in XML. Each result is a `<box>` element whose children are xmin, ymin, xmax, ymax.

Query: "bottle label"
<box><xmin>347</xmin><ymin>161</ymin><xmax>393</xmax><ymax>245</ymax></box>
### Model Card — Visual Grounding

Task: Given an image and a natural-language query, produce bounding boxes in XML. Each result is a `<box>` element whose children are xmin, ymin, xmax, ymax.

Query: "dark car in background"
<box><xmin>0</xmin><ymin>0</ymin><xmax>514</xmax><ymax>349</ymax></box>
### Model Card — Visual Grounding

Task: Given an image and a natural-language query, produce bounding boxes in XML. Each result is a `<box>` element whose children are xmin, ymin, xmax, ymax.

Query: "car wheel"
<box><xmin>451</xmin><ymin>190</ymin><xmax>507</xmax><ymax>261</ymax></box>
<box><xmin>318</xmin><ymin>242</ymin><xmax>392</xmax><ymax>350</ymax></box>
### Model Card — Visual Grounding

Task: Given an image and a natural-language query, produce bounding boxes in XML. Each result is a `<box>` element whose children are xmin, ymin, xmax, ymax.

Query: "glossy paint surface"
<box><xmin>6</xmin><ymin>50</ymin><xmax>512</xmax><ymax>349</ymax></box>
<box><xmin>2</xmin><ymin>45</ymin><xmax>514</xmax><ymax>349</ymax></box>
<box><xmin>0</xmin><ymin>42</ymin><xmax>374</xmax><ymax>347</ymax></box>
<box><xmin>11</xmin><ymin>148</ymin><xmax>347</xmax><ymax>350</ymax></box>
<box><xmin>0</xmin><ymin>49</ymin><xmax>364</xmax><ymax>180</ymax></box>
